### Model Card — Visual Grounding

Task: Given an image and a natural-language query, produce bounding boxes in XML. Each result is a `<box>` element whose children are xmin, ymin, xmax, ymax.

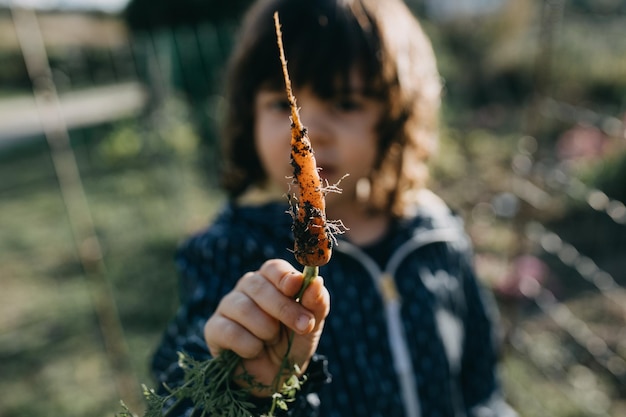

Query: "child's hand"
<box><xmin>204</xmin><ymin>259</ymin><xmax>330</xmax><ymax>395</ymax></box>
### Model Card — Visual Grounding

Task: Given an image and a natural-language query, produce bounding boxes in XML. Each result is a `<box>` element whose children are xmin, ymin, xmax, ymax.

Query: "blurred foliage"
<box><xmin>551</xmin><ymin>14</ymin><xmax>626</xmax><ymax>107</ymax></box>
<box><xmin>568</xmin><ymin>0</ymin><xmax>626</xmax><ymax>14</ymax></box>
<box><xmin>588</xmin><ymin>151</ymin><xmax>626</xmax><ymax>202</ymax></box>
<box><xmin>97</xmin><ymin>97</ymin><xmax>201</xmax><ymax>163</ymax></box>
<box><xmin>124</xmin><ymin>0</ymin><xmax>253</xmax><ymax>30</ymax></box>
<box><xmin>0</xmin><ymin>97</ymin><xmax>222</xmax><ymax>417</ymax></box>
<box><xmin>0</xmin><ymin>51</ymin><xmax>30</xmax><ymax>96</ymax></box>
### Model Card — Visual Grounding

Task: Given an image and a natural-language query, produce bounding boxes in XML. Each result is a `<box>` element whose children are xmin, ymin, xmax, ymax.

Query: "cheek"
<box><xmin>254</xmin><ymin>119</ymin><xmax>292</xmax><ymax>182</ymax></box>
<box><xmin>343</xmin><ymin>134</ymin><xmax>378</xmax><ymax>174</ymax></box>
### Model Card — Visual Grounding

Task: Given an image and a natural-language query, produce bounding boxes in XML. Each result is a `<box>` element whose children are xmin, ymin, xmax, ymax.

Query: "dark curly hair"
<box><xmin>220</xmin><ymin>0</ymin><xmax>441</xmax><ymax>216</ymax></box>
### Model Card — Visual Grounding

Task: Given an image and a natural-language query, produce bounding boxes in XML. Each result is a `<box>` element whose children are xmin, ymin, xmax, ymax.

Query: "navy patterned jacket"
<box><xmin>151</xmin><ymin>198</ymin><xmax>517</xmax><ymax>417</ymax></box>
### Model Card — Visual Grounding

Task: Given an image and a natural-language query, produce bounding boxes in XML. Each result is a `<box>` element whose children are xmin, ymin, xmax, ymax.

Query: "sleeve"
<box><xmin>284</xmin><ymin>354</ymin><xmax>332</xmax><ymax>417</ymax></box>
<box><xmin>150</xmin><ymin>231</ymin><xmax>236</xmax><ymax>415</ymax></box>
<box><xmin>151</xmin><ymin>231</ymin><xmax>232</xmax><ymax>381</ymax></box>
<box><xmin>458</xmin><ymin>247</ymin><xmax>518</xmax><ymax>417</ymax></box>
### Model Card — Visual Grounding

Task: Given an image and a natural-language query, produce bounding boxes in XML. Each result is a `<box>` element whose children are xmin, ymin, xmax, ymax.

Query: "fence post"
<box><xmin>11</xmin><ymin>6</ymin><xmax>143</xmax><ymax>413</ymax></box>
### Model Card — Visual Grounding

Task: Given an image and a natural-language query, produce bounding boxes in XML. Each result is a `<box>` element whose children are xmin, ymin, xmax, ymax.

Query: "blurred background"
<box><xmin>0</xmin><ymin>0</ymin><xmax>625</xmax><ymax>416</ymax></box>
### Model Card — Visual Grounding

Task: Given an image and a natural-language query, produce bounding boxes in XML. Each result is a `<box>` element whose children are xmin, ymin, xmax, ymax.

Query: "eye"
<box><xmin>333</xmin><ymin>96</ymin><xmax>363</xmax><ymax>112</ymax></box>
<box><xmin>256</xmin><ymin>90</ymin><xmax>291</xmax><ymax>113</ymax></box>
<box><xmin>269</xmin><ymin>98</ymin><xmax>291</xmax><ymax>112</ymax></box>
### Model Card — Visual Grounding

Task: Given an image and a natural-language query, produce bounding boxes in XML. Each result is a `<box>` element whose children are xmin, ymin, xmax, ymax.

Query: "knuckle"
<box><xmin>220</xmin><ymin>320</ymin><xmax>243</xmax><ymax>346</ymax></box>
<box><xmin>260</xmin><ymin>258</ymin><xmax>280</xmax><ymax>271</ymax></box>
<box><xmin>236</xmin><ymin>336</ymin><xmax>263</xmax><ymax>359</ymax></box>
<box><xmin>238</xmin><ymin>271</ymin><xmax>265</xmax><ymax>294</ymax></box>
<box><xmin>232</xmin><ymin>293</ymin><xmax>256</xmax><ymax>316</ymax></box>
<box><xmin>261</xmin><ymin>258</ymin><xmax>290</xmax><ymax>275</ymax></box>
<box><xmin>238</xmin><ymin>271</ymin><xmax>256</xmax><ymax>286</ymax></box>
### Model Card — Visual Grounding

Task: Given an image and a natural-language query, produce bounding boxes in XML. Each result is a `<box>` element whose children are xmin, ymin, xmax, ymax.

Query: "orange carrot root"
<box><xmin>274</xmin><ymin>12</ymin><xmax>332</xmax><ymax>267</ymax></box>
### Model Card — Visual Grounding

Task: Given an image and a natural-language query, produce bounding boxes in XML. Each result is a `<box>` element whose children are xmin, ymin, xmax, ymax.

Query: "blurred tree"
<box><xmin>567</xmin><ymin>0</ymin><xmax>626</xmax><ymax>14</ymax></box>
<box><xmin>123</xmin><ymin>0</ymin><xmax>257</xmax><ymax>182</ymax></box>
<box><xmin>124</xmin><ymin>0</ymin><xmax>253</xmax><ymax>30</ymax></box>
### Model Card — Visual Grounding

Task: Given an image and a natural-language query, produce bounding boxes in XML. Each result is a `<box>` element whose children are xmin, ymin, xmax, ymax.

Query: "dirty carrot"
<box><xmin>274</xmin><ymin>12</ymin><xmax>333</xmax><ymax>270</ymax></box>
<box><xmin>263</xmin><ymin>13</ymin><xmax>346</xmax><ymax>416</ymax></box>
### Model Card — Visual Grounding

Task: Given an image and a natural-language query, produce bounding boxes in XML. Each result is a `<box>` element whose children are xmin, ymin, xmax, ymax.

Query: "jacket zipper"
<box><xmin>335</xmin><ymin>228</ymin><xmax>461</xmax><ymax>417</ymax></box>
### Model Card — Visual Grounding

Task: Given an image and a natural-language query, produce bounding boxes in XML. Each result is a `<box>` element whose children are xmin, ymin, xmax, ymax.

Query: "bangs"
<box><xmin>223</xmin><ymin>0</ymin><xmax>440</xmax><ymax>203</ymax></box>
<box><xmin>240</xmin><ymin>0</ymin><xmax>383</xmax><ymax>98</ymax></box>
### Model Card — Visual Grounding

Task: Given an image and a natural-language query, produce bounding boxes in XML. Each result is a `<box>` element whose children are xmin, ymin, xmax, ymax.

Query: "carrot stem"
<box><xmin>295</xmin><ymin>266</ymin><xmax>319</xmax><ymax>301</ymax></box>
<box><xmin>267</xmin><ymin>265</ymin><xmax>318</xmax><ymax>415</ymax></box>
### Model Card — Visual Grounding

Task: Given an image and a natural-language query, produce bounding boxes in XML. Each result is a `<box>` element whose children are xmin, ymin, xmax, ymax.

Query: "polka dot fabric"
<box><xmin>151</xmin><ymin>202</ymin><xmax>517</xmax><ymax>417</ymax></box>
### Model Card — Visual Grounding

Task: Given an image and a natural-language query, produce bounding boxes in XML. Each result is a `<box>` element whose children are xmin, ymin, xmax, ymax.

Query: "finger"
<box><xmin>220</xmin><ymin>289</ymin><xmax>282</xmax><ymax>343</ymax></box>
<box><xmin>300</xmin><ymin>276</ymin><xmax>331</xmax><ymax>325</ymax></box>
<box><xmin>257</xmin><ymin>259</ymin><xmax>304</xmax><ymax>297</ymax></box>
<box><xmin>204</xmin><ymin>313</ymin><xmax>264</xmax><ymax>359</ymax></box>
<box><xmin>242</xmin><ymin>262</ymin><xmax>315</xmax><ymax>335</ymax></box>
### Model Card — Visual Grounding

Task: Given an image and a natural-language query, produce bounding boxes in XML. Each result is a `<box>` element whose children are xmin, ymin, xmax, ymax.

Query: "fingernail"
<box><xmin>296</xmin><ymin>315</ymin><xmax>312</xmax><ymax>332</ymax></box>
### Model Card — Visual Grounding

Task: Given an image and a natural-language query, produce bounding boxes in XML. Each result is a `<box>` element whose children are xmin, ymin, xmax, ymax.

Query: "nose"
<box><xmin>299</xmin><ymin>104</ymin><xmax>333</xmax><ymax>147</ymax></box>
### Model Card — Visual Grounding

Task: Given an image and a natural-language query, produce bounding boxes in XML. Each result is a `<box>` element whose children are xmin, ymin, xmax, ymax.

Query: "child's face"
<box><xmin>254</xmin><ymin>73</ymin><xmax>384</xmax><ymax>212</ymax></box>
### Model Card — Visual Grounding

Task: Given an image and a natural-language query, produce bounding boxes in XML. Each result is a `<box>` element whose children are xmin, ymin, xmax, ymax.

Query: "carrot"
<box><xmin>262</xmin><ymin>17</ymin><xmax>336</xmax><ymax>415</ymax></box>
<box><xmin>274</xmin><ymin>12</ymin><xmax>332</xmax><ymax>268</ymax></box>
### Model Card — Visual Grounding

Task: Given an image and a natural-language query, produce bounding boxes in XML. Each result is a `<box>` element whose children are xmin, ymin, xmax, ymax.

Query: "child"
<box><xmin>151</xmin><ymin>0</ymin><xmax>517</xmax><ymax>416</ymax></box>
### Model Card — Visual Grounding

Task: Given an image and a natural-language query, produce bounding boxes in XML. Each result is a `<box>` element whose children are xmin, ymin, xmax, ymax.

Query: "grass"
<box><xmin>0</xmin><ymin>130</ymin><xmax>223</xmax><ymax>417</ymax></box>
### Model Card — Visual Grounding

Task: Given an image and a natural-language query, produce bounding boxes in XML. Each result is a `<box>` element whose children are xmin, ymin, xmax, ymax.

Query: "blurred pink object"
<box><xmin>556</xmin><ymin>124</ymin><xmax>608</xmax><ymax>161</ymax></box>
<box><xmin>495</xmin><ymin>255</ymin><xmax>549</xmax><ymax>299</ymax></box>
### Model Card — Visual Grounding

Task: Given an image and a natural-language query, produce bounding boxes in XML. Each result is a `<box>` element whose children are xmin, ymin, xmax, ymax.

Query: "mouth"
<box><xmin>318</xmin><ymin>166</ymin><xmax>351</xmax><ymax>193</ymax></box>
<box><xmin>317</xmin><ymin>165</ymin><xmax>335</xmax><ymax>183</ymax></box>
